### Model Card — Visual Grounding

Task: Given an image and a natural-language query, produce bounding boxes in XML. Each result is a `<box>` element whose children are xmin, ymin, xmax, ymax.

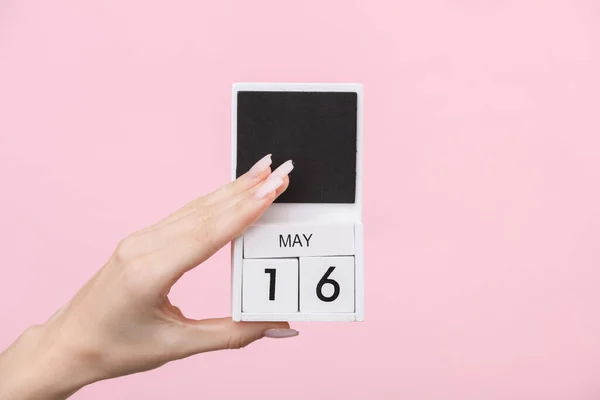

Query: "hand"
<box><xmin>0</xmin><ymin>154</ymin><xmax>298</xmax><ymax>400</ymax></box>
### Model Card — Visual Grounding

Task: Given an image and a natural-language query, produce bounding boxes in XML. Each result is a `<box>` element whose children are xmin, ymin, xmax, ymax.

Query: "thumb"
<box><xmin>173</xmin><ymin>317</ymin><xmax>299</xmax><ymax>356</ymax></box>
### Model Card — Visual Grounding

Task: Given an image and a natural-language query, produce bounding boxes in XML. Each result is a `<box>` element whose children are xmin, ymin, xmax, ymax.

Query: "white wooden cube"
<box><xmin>299</xmin><ymin>256</ymin><xmax>355</xmax><ymax>313</ymax></box>
<box><xmin>241</xmin><ymin>258</ymin><xmax>299</xmax><ymax>313</ymax></box>
<box><xmin>243</xmin><ymin>223</ymin><xmax>355</xmax><ymax>258</ymax></box>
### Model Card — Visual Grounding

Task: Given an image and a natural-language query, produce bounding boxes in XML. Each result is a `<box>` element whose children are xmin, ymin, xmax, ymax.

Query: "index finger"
<box><xmin>141</xmin><ymin>154</ymin><xmax>274</xmax><ymax>233</ymax></box>
<box><xmin>148</xmin><ymin>162</ymin><xmax>293</xmax><ymax>282</ymax></box>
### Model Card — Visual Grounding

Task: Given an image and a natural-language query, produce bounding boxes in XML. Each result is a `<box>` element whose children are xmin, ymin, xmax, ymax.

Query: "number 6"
<box><xmin>316</xmin><ymin>266</ymin><xmax>340</xmax><ymax>302</ymax></box>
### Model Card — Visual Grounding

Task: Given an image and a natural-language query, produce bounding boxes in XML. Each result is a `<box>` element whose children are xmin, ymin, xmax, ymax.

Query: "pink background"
<box><xmin>1</xmin><ymin>1</ymin><xmax>600</xmax><ymax>399</ymax></box>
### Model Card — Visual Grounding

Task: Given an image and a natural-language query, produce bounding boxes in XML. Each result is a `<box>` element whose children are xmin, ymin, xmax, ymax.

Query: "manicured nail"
<box><xmin>248</xmin><ymin>154</ymin><xmax>272</xmax><ymax>178</ymax></box>
<box><xmin>271</xmin><ymin>160</ymin><xmax>294</xmax><ymax>178</ymax></box>
<box><xmin>263</xmin><ymin>328</ymin><xmax>299</xmax><ymax>338</ymax></box>
<box><xmin>254</xmin><ymin>176</ymin><xmax>284</xmax><ymax>199</ymax></box>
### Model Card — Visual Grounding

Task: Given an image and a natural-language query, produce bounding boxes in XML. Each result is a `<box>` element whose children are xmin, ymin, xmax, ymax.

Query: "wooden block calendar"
<box><xmin>230</xmin><ymin>82</ymin><xmax>364</xmax><ymax>322</ymax></box>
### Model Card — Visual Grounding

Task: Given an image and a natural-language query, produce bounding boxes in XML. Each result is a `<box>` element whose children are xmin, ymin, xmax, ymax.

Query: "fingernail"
<box><xmin>254</xmin><ymin>176</ymin><xmax>284</xmax><ymax>199</ymax></box>
<box><xmin>263</xmin><ymin>329</ymin><xmax>299</xmax><ymax>338</ymax></box>
<box><xmin>271</xmin><ymin>160</ymin><xmax>294</xmax><ymax>178</ymax></box>
<box><xmin>248</xmin><ymin>154</ymin><xmax>272</xmax><ymax>178</ymax></box>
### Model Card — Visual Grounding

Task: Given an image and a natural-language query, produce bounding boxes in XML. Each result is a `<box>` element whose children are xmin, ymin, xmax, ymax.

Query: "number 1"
<box><xmin>265</xmin><ymin>268</ymin><xmax>276</xmax><ymax>301</ymax></box>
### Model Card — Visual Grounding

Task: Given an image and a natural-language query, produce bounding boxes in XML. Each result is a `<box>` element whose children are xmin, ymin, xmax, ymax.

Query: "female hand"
<box><xmin>0</xmin><ymin>154</ymin><xmax>298</xmax><ymax>400</ymax></box>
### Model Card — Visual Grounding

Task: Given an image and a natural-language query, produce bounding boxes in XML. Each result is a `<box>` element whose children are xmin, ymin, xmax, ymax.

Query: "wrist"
<box><xmin>0</xmin><ymin>324</ymin><xmax>95</xmax><ymax>400</ymax></box>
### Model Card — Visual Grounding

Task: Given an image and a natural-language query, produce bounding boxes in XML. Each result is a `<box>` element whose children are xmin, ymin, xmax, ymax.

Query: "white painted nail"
<box><xmin>271</xmin><ymin>160</ymin><xmax>294</xmax><ymax>178</ymax></box>
<box><xmin>254</xmin><ymin>176</ymin><xmax>284</xmax><ymax>200</ymax></box>
<box><xmin>263</xmin><ymin>328</ymin><xmax>299</xmax><ymax>338</ymax></box>
<box><xmin>248</xmin><ymin>154</ymin><xmax>272</xmax><ymax>178</ymax></box>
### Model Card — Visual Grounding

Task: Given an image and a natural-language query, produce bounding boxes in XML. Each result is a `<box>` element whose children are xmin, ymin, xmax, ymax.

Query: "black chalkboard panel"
<box><xmin>236</xmin><ymin>91</ymin><xmax>357</xmax><ymax>203</ymax></box>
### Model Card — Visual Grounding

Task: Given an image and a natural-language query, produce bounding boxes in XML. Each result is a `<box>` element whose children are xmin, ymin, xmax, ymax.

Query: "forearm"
<box><xmin>0</xmin><ymin>325</ymin><xmax>91</xmax><ymax>400</ymax></box>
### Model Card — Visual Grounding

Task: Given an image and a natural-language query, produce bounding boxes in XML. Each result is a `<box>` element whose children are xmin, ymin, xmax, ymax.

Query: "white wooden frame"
<box><xmin>230</xmin><ymin>82</ymin><xmax>364</xmax><ymax>322</ymax></box>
